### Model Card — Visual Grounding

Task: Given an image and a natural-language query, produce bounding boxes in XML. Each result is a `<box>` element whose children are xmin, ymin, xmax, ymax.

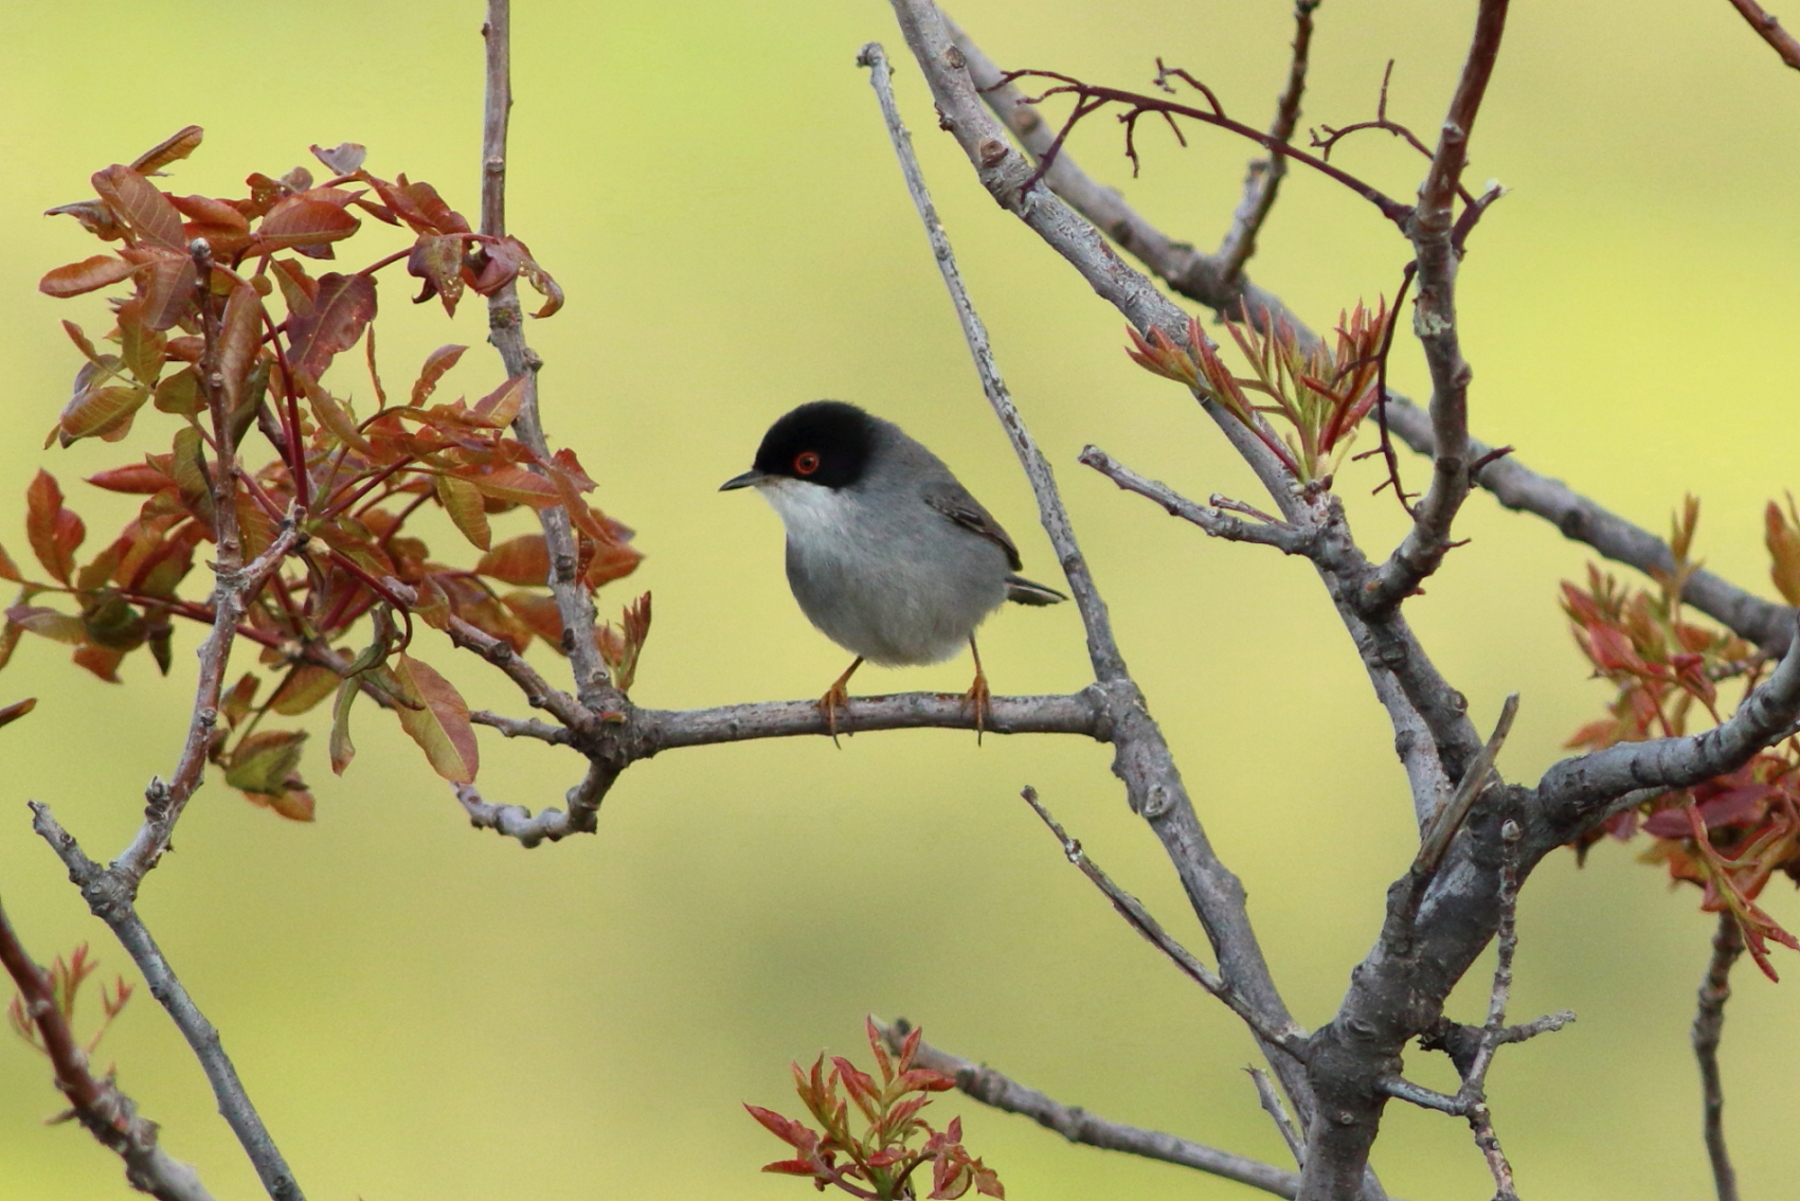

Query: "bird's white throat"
<box><xmin>755</xmin><ymin>477</ymin><xmax>856</xmax><ymax>543</ymax></box>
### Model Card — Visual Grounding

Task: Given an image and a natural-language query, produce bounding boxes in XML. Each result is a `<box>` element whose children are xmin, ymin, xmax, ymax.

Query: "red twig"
<box><xmin>1725</xmin><ymin>0</ymin><xmax>1800</xmax><ymax>69</ymax></box>
<box><xmin>1216</xmin><ymin>0</ymin><xmax>1319</xmax><ymax>282</ymax></box>
<box><xmin>0</xmin><ymin>899</ymin><xmax>214</xmax><ymax>1201</ymax></box>
<box><xmin>996</xmin><ymin>66</ymin><xmax>1414</xmax><ymax>226</ymax></box>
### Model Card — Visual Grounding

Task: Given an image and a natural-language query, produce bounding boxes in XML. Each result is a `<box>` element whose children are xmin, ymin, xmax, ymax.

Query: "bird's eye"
<box><xmin>794</xmin><ymin>451</ymin><xmax>821</xmax><ymax>476</ymax></box>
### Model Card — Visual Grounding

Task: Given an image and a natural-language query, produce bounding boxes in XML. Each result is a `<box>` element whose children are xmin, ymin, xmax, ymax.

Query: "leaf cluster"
<box><xmin>9</xmin><ymin>129</ymin><xmax>643</xmax><ymax>820</ymax></box>
<box><xmin>1127</xmin><ymin>301</ymin><xmax>1390</xmax><ymax>483</ymax></box>
<box><xmin>745</xmin><ymin>1019</ymin><xmax>1003</xmax><ymax>1201</ymax></box>
<box><xmin>1563</xmin><ymin>497</ymin><xmax>1800</xmax><ymax>978</ymax></box>
<box><xmin>6</xmin><ymin>943</ymin><xmax>132</xmax><ymax>1064</ymax></box>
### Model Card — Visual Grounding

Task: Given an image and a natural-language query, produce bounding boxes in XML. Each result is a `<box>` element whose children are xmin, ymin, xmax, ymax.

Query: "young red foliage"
<box><xmin>1563</xmin><ymin>499</ymin><xmax>1800</xmax><ymax>979</ymax></box>
<box><xmin>746</xmin><ymin>1020</ymin><xmax>1000</xmax><ymax>1201</ymax></box>
<box><xmin>10</xmin><ymin>129</ymin><xmax>642</xmax><ymax>819</ymax></box>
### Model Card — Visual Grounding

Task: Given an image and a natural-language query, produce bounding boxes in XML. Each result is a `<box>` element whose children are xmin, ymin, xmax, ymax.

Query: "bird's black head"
<box><xmin>742</xmin><ymin>400</ymin><xmax>879</xmax><ymax>490</ymax></box>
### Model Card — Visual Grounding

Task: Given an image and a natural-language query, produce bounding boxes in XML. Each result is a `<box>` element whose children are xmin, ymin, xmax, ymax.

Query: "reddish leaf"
<box><xmin>91</xmin><ymin>164</ymin><xmax>185</xmax><ymax>250</ymax></box>
<box><xmin>475</xmin><ymin>534</ymin><xmax>549</xmax><ymax>586</ymax></box>
<box><xmin>466</xmin><ymin>466</ymin><xmax>559</xmax><ymax>509</ymax></box>
<box><xmin>39</xmin><ymin>255</ymin><xmax>139</xmax><ymax>299</ymax></box>
<box><xmin>130</xmin><ymin>126</ymin><xmax>204</xmax><ymax>176</ymax></box>
<box><xmin>287</xmin><ymin>272</ymin><xmax>376</xmax><ymax>381</ymax></box>
<box><xmin>0</xmin><ymin>623</ymin><xmax>20</xmax><ymax>672</ymax></box>
<box><xmin>1766</xmin><ymin>500</ymin><xmax>1800</xmax><ymax>606</ymax></box>
<box><xmin>401</xmin><ymin>178</ymin><xmax>470</xmax><ymax>235</ymax></box>
<box><xmin>407</xmin><ymin>233</ymin><xmax>466</xmax><ymax>314</ymax></box>
<box><xmin>245</xmin><ymin>787</ymin><xmax>316</xmax><ymax>822</ymax></box>
<box><xmin>0</xmin><ymin>542</ymin><xmax>21</xmax><ymax>583</ymax></box>
<box><xmin>471</xmin><ymin>375</ymin><xmax>526</xmax><ymax>428</ymax></box>
<box><xmin>117</xmin><ymin>298</ymin><xmax>166</xmax><ymax>386</ymax></box>
<box><xmin>139</xmin><ymin>252</ymin><xmax>198</xmax><ymax>331</ymax></box>
<box><xmin>217</xmin><ymin>284</ymin><xmax>265</xmax><ymax>412</ymax></box>
<box><xmin>387</xmin><ymin>654</ymin><xmax>478</xmax><ymax>783</ymax></box>
<box><xmin>0</xmin><ymin>697</ymin><xmax>36</xmax><ymax>731</ymax></box>
<box><xmin>253</xmin><ymin>196</ymin><xmax>360</xmax><ymax>251</ymax></box>
<box><xmin>501</xmin><ymin>591</ymin><xmax>562</xmax><ymax>645</ymax></box>
<box><xmin>57</xmin><ymin>382</ymin><xmax>149</xmax><ymax>446</ymax></box>
<box><xmin>25</xmin><ymin>471</ymin><xmax>85</xmax><ymax>585</ymax></box>
<box><xmin>270</xmin><ymin>664</ymin><xmax>340</xmax><ymax>716</ymax></box>
<box><xmin>411</xmin><ymin>344</ymin><xmax>468</xmax><ymax>407</ymax></box>
<box><xmin>300</xmin><ymin>378</ymin><xmax>374</xmax><ymax>456</ymax></box>
<box><xmin>44</xmin><ymin>199</ymin><xmax>126</xmax><ymax>241</ymax></box>
<box><xmin>72</xmin><ymin>645</ymin><xmax>125</xmax><ymax>683</ymax></box>
<box><xmin>87</xmin><ymin>464</ymin><xmax>173</xmax><ymax>496</ymax></box>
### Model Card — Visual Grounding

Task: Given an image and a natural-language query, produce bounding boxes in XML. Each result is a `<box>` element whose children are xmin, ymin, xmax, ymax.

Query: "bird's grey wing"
<box><xmin>921</xmin><ymin>479</ymin><xmax>1023</xmax><ymax>571</ymax></box>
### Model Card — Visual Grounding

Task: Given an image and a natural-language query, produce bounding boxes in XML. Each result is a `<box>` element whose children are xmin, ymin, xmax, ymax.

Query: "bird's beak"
<box><xmin>719</xmin><ymin>468</ymin><xmax>767</xmax><ymax>492</ymax></box>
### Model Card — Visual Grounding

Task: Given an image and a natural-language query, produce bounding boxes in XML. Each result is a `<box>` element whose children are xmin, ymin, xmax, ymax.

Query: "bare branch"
<box><xmin>876</xmin><ymin>1019</ymin><xmax>1305</xmax><ymax>1199</ymax></box>
<box><xmin>29</xmin><ymin>804</ymin><xmax>304</xmax><ymax>1201</ymax></box>
<box><xmin>1078</xmin><ymin>446</ymin><xmax>1316</xmax><ymax>555</ymax></box>
<box><xmin>1537</xmin><ymin>614</ymin><xmax>1800</xmax><ymax>823</ymax></box>
<box><xmin>1216</xmin><ymin>1</ymin><xmax>1320</xmax><ymax>282</ymax></box>
<box><xmin>1020</xmin><ymin>787</ymin><xmax>1309</xmax><ymax>1057</ymax></box>
<box><xmin>113</xmin><ymin>521</ymin><xmax>301</xmax><ymax>889</ymax></box>
<box><xmin>865</xmin><ymin>27</ymin><xmax>1318</xmax><ymax>1137</ymax></box>
<box><xmin>952</xmin><ymin>15</ymin><xmax>1798</xmax><ymax>659</ymax></box>
<box><xmin>481</xmin><ymin>0</ymin><xmax>615</xmax><ymax>713</ymax></box>
<box><xmin>0</xmin><ymin>896</ymin><xmax>215</xmax><ymax>1201</ymax></box>
<box><xmin>1362</xmin><ymin>0</ymin><xmax>1511</xmax><ymax>613</ymax></box>
<box><xmin>1725</xmin><ymin>0</ymin><xmax>1800</xmax><ymax>69</ymax></box>
<box><xmin>1694</xmin><ymin>913</ymin><xmax>1743</xmax><ymax>1201</ymax></box>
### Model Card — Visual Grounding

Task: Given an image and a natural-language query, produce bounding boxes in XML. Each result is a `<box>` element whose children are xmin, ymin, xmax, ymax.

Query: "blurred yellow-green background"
<box><xmin>2</xmin><ymin>1</ymin><xmax>1798</xmax><ymax>1197</ymax></box>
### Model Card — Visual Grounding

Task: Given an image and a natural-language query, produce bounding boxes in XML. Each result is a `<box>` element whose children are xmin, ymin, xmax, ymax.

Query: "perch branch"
<box><xmin>0</xmin><ymin>896</ymin><xmax>215</xmax><ymax>1201</ymax></box>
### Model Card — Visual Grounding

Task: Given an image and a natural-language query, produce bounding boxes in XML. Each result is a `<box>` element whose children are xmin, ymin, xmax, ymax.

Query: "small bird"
<box><xmin>721</xmin><ymin>400</ymin><xmax>1065</xmax><ymax>739</ymax></box>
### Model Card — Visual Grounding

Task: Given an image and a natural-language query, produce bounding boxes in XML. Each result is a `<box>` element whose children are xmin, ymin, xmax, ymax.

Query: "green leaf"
<box><xmin>435</xmin><ymin>474</ymin><xmax>490</xmax><ymax>550</ymax></box>
<box><xmin>328</xmin><ymin>676</ymin><xmax>358</xmax><ymax>775</ymax></box>
<box><xmin>270</xmin><ymin>664</ymin><xmax>340</xmax><ymax>716</ymax></box>
<box><xmin>224</xmin><ymin>730</ymin><xmax>308</xmax><ymax>797</ymax></box>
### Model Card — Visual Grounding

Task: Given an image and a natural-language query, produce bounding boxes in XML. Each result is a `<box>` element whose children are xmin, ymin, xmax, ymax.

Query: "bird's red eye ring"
<box><xmin>794</xmin><ymin>451</ymin><xmax>821</xmax><ymax>476</ymax></box>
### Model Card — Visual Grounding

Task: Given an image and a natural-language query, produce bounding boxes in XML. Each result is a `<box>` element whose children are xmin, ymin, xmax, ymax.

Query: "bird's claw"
<box><xmin>962</xmin><ymin>670</ymin><xmax>992</xmax><ymax>745</ymax></box>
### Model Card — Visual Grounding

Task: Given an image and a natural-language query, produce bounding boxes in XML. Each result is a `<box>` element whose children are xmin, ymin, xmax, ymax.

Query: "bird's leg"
<box><xmin>962</xmin><ymin>635</ymin><xmax>992</xmax><ymax>743</ymax></box>
<box><xmin>817</xmin><ymin>656</ymin><xmax>864</xmax><ymax>747</ymax></box>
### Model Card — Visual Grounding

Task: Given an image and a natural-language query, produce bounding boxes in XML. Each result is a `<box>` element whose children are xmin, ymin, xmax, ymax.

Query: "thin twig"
<box><xmin>481</xmin><ymin>0</ymin><xmax>614</xmax><ymax>713</ymax></box>
<box><xmin>1078</xmin><ymin>446</ymin><xmax>1316</xmax><ymax>555</ymax></box>
<box><xmin>29</xmin><ymin>804</ymin><xmax>304</xmax><ymax>1201</ymax></box>
<box><xmin>1725</xmin><ymin>0</ymin><xmax>1800</xmax><ymax>68</ymax></box>
<box><xmin>1216</xmin><ymin>0</ymin><xmax>1320</xmax><ymax>282</ymax></box>
<box><xmin>1414</xmin><ymin>693</ymin><xmax>1518</xmax><ymax>879</ymax></box>
<box><xmin>1020</xmin><ymin>787</ymin><xmax>1309</xmax><ymax>1058</ymax></box>
<box><xmin>1248</xmin><ymin>1066</ymin><xmax>1306</xmax><ymax>1165</ymax></box>
<box><xmin>1693</xmin><ymin>913</ymin><xmax>1743</xmax><ymax>1201</ymax></box>
<box><xmin>876</xmin><ymin>1019</ymin><xmax>1306</xmax><ymax>1199</ymax></box>
<box><xmin>0</xmin><ymin>896</ymin><xmax>215</xmax><ymax>1201</ymax></box>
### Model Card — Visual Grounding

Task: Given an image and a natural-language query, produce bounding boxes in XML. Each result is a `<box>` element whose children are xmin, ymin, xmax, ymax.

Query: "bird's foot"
<box><xmin>816</xmin><ymin>657</ymin><xmax>864</xmax><ymax>748</ymax></box>
<box><xmin>962</xmin><ymin>670</ymin><xmax>992</xmax><ymax>744</ymax></box>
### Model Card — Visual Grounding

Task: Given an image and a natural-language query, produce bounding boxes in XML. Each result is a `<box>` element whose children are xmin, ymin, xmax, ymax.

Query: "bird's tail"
<box><xmin>1005</xmin><ymin>574</ymin><xmax>1067</xmax><ymax>606</ymax></box>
